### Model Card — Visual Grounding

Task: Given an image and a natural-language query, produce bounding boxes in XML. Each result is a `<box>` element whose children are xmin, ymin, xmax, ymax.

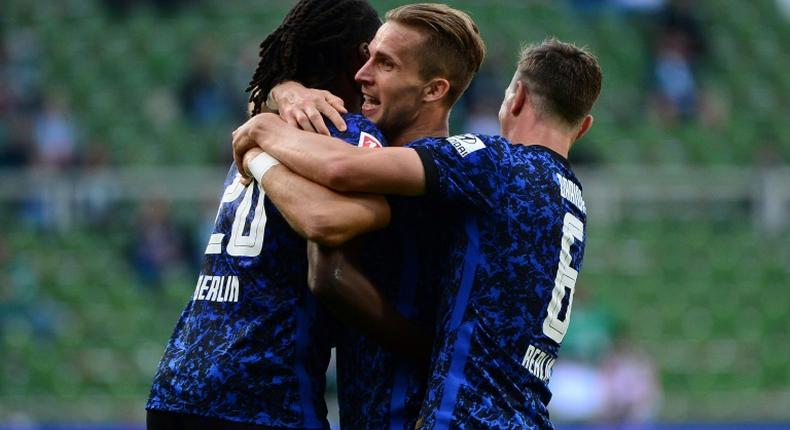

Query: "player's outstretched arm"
<box><xmin>233</xmin><ymin>113</ymin><xmax>426</xmax><ymax>196</ymax></box>
<box><xmin>243</xmin><ymin>148</ymin><xmax>390</xmax><ymax>247</ymax></box>
<box><xmin>307</xmin><ymin>240</ymin><xmax>432</xmax><ymax>362</ymax></box>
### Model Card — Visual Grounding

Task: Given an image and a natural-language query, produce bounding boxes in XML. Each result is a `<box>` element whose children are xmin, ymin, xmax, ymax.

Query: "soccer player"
<box><xmin>144</xmin><ymin>1</ymin><xmax>406</xmax><ymax>429</ymax></box>
<box><xmin>240</xmin><ymin>5</ymin><xmax>486</xmax><ymax>429</ymax></box>
<box><xmin>234</xmin><ymin>38</ymin><xmax>602</xmax><ymax>429</ymax></box>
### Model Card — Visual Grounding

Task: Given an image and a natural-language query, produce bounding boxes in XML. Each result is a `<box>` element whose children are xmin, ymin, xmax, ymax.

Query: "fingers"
<box><xmin>283</xmin><ymin>115</ymin><xmax>299</xmax><ymax>129</ymax></box>
<box><xmin>324</xmin><ymin>92</ymin><xmax>347</xmax><ymax>114</ymax></box>
<box><xmin>276</xmin><ymin>88</ymin><xmax>347</xmax><ymax>135</ymax></box>
<box><xmin>232</xmin><ymin>131</ymin><xmax>255</xmax><ymax>179</ymax></box>
<box><xmin>233</xmin><ymin>146</ymin><xmax>246</xmax><ymax>179</ymax></box>
<box><xmin>300</xmin><ymin>105</ymin><xmax>328</xmax><ymax>135</ymax></box>
<box><xmin>293</xmin><ymin>111</ymin><xmax>317</xmax><ymax>134</ymax></box>
<box><xmin>317</xmin><ymin>99</ymin><xmax>346</xmax><ymax>133</ymax></box>
<box><xmin>232</xmin><ymin>137</ymin><xmax>248</xmax><ymax>178</ymax></box>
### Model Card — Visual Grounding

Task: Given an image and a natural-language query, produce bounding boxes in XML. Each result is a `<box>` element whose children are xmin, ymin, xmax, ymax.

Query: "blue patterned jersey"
<box><xmin>409</xmin><ymin>134</ymin><xmax>587</xmax><ymax>429</ymax></box>
<box><xmin>146</xmin><ymin>114</ymin><xmax>386</xmax><ymax>428</ymax></box>
<box><xmin>335</xmin><ymin>195</ymin><xmax>442</xmax><ymax>430</ymax></box>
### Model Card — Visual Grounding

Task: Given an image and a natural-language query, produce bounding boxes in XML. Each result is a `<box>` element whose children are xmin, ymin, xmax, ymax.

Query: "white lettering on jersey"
<box><xmin>542</xmin><ymin>213</ymin><xmax>584</xmax><ymax>343</ymax></box>
<box><xmin>192</xmin><ymin>275</ymin><xmax>240</xmax><ymax>303</ymax></box>
<box><xmin>358</xmin><ymin>131</ymin><xmax>383</xmax><ymax>149</ymax></box>
<box><xmin>447</xmin><ymin>134</ymin><xmax>486</xmax><ymax>157</ymax></box>
<box><xmin>556</xmin><ymin>173</ymin><xmax>586</xmax><ymax>214</ymax></box>
<box><xmin>205</xmin><ymin>175</ymin><xmax>268</xmax><ymax>257</ymax></box>
<box><xmin>521</xmin><ymin>344</ymin><xmax>556</xmax><ymax>382</ymax></box>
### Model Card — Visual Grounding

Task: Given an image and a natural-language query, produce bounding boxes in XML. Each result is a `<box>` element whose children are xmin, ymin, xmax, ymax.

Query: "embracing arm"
<box><xmin>233</xmin><ymin>113</ymin><xmax>427</xmax><ymax>196</ymax></box>
<box><xmin>244</xmin><ymin>149</ymin><xmax>390</xmax><ymax>247</ymax></box>
<box><xmin>307</xmin><ymin>240</ymin><xmax>432</xmax><ymax>362</ymax></box>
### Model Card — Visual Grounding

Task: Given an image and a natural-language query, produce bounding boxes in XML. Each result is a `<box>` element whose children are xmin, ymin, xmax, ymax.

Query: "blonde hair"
<box><xmin>386</xmin><ymin>3</ymin><xmax>486</xmax><ymax>107</ymax></box>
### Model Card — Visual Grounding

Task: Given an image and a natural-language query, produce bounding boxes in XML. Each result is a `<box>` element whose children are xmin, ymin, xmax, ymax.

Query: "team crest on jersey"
<box><xmin>448</xmin><ymin>134</ymin><xmax>486</xmax><ymax>157</ymax></box>
<box><xmin>358</xmin><ymin>131</ymin><xmax>383</xmax><ymax>149</ymax></box>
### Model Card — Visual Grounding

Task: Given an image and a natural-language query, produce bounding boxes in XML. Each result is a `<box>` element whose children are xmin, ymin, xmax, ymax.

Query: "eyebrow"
<box><xmin>372</xmin><ymin>48</ymin><xmax>398</xmax><ymax>66</ymax></box>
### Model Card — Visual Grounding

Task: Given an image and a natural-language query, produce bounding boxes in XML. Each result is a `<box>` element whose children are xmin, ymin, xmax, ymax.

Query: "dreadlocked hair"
<box><xmin>247</xmin><ymin>0</ymin><xmax>380</xmax><ymax>115</ymax></box>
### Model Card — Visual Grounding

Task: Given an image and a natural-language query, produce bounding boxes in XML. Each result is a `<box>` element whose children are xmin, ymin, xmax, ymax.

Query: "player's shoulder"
<box><xmin>408</xmin><ymin>133</ymin><xmax>510</xmax><ymax>159</ymax></box>
<box><xmin>330</xmin><ymin>113</ymin><xmax>387</xmax><ymax>148</ymax></box>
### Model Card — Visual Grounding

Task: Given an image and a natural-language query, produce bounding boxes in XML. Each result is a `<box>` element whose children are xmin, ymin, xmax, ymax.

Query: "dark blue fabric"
<box><xmin>409</xmin><ymin>134</ymin><xmax>587</xmax><ymax>429</ymax></box>
<box><xmin>147</xmin><ymin>114</ymin><xmax>386</xmax><ymax>428</ymax></box>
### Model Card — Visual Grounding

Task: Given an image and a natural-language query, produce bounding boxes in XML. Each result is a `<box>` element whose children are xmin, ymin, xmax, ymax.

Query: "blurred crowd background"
<box><xmin>1</xmin><ymin>0</ymin><xmax>789</xmax><ymax>427</ymax></box>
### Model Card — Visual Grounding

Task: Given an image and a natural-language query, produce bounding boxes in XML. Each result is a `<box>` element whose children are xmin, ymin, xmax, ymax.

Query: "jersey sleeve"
<box><xmin>327</xmin><ymin>113</ymin><xmax>387</xmax><ymax>148</ymax></box>
<box><xmin>408</xmin><ymin>133</ymin><xmax>506</xmax><ymax>210</ymax></box>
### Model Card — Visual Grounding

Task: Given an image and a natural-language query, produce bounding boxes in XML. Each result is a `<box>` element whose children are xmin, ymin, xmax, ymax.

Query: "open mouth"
<box><xmin>362</xmin><ymin>94</ymin><xmax>381</xmax><ymax>113</ymax></box>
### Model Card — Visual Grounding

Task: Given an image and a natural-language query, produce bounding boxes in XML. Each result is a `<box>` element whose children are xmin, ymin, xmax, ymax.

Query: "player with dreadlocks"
<box><xmin>145</xmin><ymin>1</ymin><xmax>409</xmax><ymax>429</ymax></box>
<box><xmin>246</xmin><ymin>0</ymin><xmax>375</xmax><ymax>129</ymax></box>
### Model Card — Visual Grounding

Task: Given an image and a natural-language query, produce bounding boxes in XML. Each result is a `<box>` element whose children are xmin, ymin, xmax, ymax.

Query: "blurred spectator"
<box><xmin>551</xmin><ymin>324</ymin><xmax>661</xmax><ymax>425</ymax></box>
<box><xmin>128</xmin><ymin>199</ymin><xmax>191</xmax><ymax>289</ymax></box>
<box><xmin>648</xmin><ymin>0</ymin><xmax>707</xmax><ymax>123</ymax></box>
<box><xmin>649</xmin><ymin>28</ymin><xmax>698</xmax><ymax>122</ymax></box>
<box><xmin>75</xmin><ymin>145</ymin><xmax>118</xmax><ymax>228</ymax></box>
<box><xmin>179</xmin><ymin>43</ymin><xmax>235</xmax><ymax>127</ymax></box>
<box><xmin>32</xmin><ymin>94</ymin><xmax>79</xmax><ymax>168</ymax></box>
<box><xmin>601</xmin><ymin>333</ymin><xmax>662</xmax><ymax>423</ymax></box>
<box><xmin>549</xmin><ymin>359</ymin><xmax>607</xmax><ymax>422</ymax></box>
<box><xmin>21</xmin><ymin>95</ymin><xmax>78</xmax><ymax>230</ymax></box>
<box><xmin>548</xmin><ymin>288</ymin><xmax>616</xmax><ymax>423</ymax></box>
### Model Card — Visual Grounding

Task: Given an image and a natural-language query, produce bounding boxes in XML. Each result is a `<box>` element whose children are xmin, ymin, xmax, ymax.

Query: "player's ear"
<box><xmin>422</xmin><ymin>78</ymin><xmax>450</xmax><ymax>104</ymax></box>
<box><xmin>510</xmin><ymin>80</ymin><xmax>527</xmax><ymax>116</ymax></box>
<box><xmin>574</xmin><ymin>115</ymin><xmax>594</xmax><ymax>142</ymax></box>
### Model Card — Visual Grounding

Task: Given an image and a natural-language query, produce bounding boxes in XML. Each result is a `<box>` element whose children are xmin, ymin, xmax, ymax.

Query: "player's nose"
<box><xmin>355</xmin><ymin>59</ymin><xmax>374</xmax><ymax>86</ymax></box>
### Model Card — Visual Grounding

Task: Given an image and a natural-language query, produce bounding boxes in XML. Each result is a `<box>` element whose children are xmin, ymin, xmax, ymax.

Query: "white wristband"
<box><xmin>248</xmin><ymin>152</ymin><xmax>281</xmax><ymax>183</ymax></box>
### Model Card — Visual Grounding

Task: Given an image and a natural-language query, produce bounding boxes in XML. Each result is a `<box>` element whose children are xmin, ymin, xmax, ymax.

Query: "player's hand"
<box><xmin>270</xmin><ymin>81</ymin><xmax>347</xmax><ymax>135</ymax></box>
<box><xmin>232</xmin><ymin>113</ymin><xmax>285</xmax><ymax>178</ymax></box>
<box><xmin>232</xmin><ymin>117</ymin><xmax>265</xmax><ymax>180</ymax></box>
<box><xmin>239</xmin><ymin>147</ymin><xmax>265</xmax><ymax>186</ymax></box>
<box><xmin>232</xmin><ymin>132</ymin><xmax>257</xmax><ymax>182</ymax></box>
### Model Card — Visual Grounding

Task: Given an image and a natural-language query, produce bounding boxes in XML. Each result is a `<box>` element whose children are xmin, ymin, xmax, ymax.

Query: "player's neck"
<box><xmin>507</xmin><ymin>120</ymin><xmax>571</xmax><ymax>159</ymax></box>
<box><xmin>390</xmin><ymin>113</ymin><xmax>449</xmax><ymax>147</ymax></box>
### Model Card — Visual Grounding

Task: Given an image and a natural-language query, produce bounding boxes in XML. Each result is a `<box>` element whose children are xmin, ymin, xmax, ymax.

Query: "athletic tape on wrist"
<box><xmin>248</xmin><ymin>152</ymin><xmax>281</xmax><ymax>183</ymax></box>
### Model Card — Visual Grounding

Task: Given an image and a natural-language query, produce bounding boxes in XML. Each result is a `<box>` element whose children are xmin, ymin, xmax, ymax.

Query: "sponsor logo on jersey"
<box><xmin>521</xmin><ymin>344</ymin><xmax>556</xmax><ymax>382</ymax></box>
<box><xmin>192</xmin><ymin>275</ymin><xmax>240</xmax><ymax>303</ymax></box>
<box><xmin>556</xmin><ymin>173</ymin><xmax>586</xmax><ymax>214</ymax></box>
<box><xmin>358</xmin><ymin>131</ymin><xmax>383</xmax><ymax>149</ymax></box>
<box><xmin>448</xmin><ymin>133</ymin><xmax>486</xmax><ymax>157</ymax></box>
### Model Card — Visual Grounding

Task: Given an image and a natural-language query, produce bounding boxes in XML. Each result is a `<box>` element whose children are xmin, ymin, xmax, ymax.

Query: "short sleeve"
<box><xmin>327</xmin><ymin>113</ymin><xmax>387</xmax><ymax>148</ymax></box>
<box><xmin>408</xmin><ymin>133</ymin><xmax>506</xmax><ymax>210</ymax></box>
